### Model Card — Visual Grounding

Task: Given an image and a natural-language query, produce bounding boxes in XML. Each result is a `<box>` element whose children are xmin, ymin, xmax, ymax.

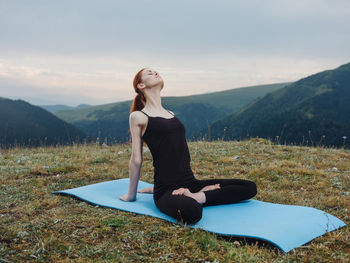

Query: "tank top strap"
<box><xmin>140</xmin><ymin>110</ymin><xmax>149</xmax><ymax>117</ymax></box>
<box><xmin>166</xmin><ymin>109</ymin><xmax>174</xmax><ymax>116</ymax></box>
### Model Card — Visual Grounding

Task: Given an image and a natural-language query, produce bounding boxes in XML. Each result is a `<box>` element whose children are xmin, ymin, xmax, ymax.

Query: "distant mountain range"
<box><xmin>199</xmin><ymin>62</ymin><xmax>350</xmax><ymax>148</ymax></box>
<box><xmin>53</xmin><ymin>83</ymin><xmax>290</xmax><ymax>143</ymax></box>
<box><xmin>0</xmin><ymin>97</ymin><xmax>90</xmax><ymax>148</ymax></box>
<box><xmin>2</xmin><ymin>61</ymin><xmax>349</xmax><ymax>149</ymax></box>
<box><xmin>39</xmin><ymin>104</ymin><xmax>92</xmax><ymax>113</ymax></box>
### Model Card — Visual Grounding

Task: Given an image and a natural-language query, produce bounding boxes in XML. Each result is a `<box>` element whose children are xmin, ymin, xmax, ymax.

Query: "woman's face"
<box><xmin>141</xmin><ymin>68</ymin><xmax>163</xmax><ymax>90</ymax></box>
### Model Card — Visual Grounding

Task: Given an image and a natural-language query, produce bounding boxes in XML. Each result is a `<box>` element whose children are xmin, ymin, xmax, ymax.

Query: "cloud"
<box><xmin>0</xmin><ymin>0</ymin><xmax>349</xmax><ymax>105</ymax></box>
<box><xmin>1</xmin><ymin>54</ymin><xmax>345</xmax><ymax>106</ymax></box>
<box><xmin>0</xmin><ymin>0</ymin><xmax>349</xmax><ymax>58</ymax></box>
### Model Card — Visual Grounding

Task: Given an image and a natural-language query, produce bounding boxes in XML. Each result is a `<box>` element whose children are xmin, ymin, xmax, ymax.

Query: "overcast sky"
<box><xmin>0</xmin><ymin>0</ymin><xmax>349</xmax><ymax>106</ymax></box>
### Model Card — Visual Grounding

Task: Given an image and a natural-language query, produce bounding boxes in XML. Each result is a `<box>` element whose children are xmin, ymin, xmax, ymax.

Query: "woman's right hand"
<box><xmin>120</xmin><ymin>193</ymin><xmax>136</xmax><ymax>202</ymax></box>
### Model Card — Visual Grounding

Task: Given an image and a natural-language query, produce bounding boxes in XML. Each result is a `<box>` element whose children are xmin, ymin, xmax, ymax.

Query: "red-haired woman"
<box><xmin>120</xmin><ymin>68</ymin><xmax>257</xmax><ymax>224</ymax></box>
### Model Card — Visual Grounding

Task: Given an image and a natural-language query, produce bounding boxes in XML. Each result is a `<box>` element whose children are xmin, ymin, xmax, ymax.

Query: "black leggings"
<box><xmin>154</xmin><ymin>178</ymin><xmax>257</xmax><ymax>225</ymax></box>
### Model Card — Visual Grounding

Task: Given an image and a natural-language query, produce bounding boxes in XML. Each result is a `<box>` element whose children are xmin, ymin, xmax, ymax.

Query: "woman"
<box><xmin>120</xmin><ymin>68</ymin><xmax>257</xmax><ymax>224</ymax></box>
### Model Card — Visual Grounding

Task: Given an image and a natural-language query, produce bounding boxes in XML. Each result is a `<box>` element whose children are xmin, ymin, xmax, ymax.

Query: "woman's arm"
<box><xmin>120</xmin><ymin>112</ymin><xmax>144</xmax><ymax>202</ymax></box>
<box><xmin>119</xmin><ymin>160</ymin><xmax>141</xmax><ymax>201</ymax></box>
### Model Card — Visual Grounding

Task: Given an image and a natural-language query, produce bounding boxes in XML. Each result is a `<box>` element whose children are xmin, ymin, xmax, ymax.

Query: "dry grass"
<box><xmin>0</xmin><ymin>138</ymin><xmax>349</xmax><ymax>262</ymax></box>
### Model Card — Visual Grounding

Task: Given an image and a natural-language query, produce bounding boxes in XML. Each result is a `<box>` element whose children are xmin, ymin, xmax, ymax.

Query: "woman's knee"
<box><xmin>247</xmin><ymin>181</ymin><xmax>257</xmax><ymax>198</ymax></box>
<box><xmin>155</xmin><ymin>194</ymin><xmax>203</xmax><ymax>225</ymax></box>
<box><xmin>178</xmin><ymin>201</ymin><xmax>203</xmax><ymax>224</ymax></box>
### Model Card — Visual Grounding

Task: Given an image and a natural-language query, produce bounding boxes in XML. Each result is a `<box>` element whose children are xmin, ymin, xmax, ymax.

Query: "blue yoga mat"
<box><xmin>52</xmin><ymin>178</ymin><xmax>346</xmax><ymax>253</ymax></box>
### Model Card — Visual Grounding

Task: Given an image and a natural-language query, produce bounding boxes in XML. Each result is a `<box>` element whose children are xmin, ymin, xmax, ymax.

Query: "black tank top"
<box><xmin>139</xmin><ymin>109</ymin><xmax>196</xmax><ymax>200</ymax></box>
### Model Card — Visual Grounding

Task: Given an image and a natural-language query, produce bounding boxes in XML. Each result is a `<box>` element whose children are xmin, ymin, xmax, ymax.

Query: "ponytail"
<box><xmin>129</xmin><ymin>68</ymin><xmax>147</xmax><ymax>142</ymax></box>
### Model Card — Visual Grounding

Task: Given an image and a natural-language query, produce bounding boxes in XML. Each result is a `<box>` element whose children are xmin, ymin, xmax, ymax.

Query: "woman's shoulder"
<box><xmin>129</xmin><ymin>110</ymin><xmax>148</xmax><ymax>124</ymax></box>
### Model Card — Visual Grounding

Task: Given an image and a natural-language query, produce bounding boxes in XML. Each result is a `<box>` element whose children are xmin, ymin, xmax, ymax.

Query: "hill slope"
<box><xmin>54</xmin><ymin>82</ymin><xmax>290</xmax><ymax>143</ymax></box>
<box><xmin>39</xmin><ymin>104</ymin><xmax>92</xmax><ymax>113</ymax></box>
<box><xmin>200</xmin><ymin>62</ymin><xmax>350</xmax><ymax>148</ymax></box>
<box><xmin>0</xmin><ymin>97</ymin><xmax>89</xmax><ymax>148</ymax></box>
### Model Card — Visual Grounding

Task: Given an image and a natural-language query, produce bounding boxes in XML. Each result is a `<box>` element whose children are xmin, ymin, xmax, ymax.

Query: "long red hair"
<box><xmin>128</xmin><ymin>68</ymin><xmax>147</xmax><ymax>141</ymax></box>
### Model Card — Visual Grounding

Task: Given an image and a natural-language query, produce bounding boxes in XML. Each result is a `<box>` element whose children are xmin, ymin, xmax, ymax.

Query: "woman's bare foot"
<box><xmin>199</xmin><ymin>184</ymin><xmax>220</xmax><ymax>192</ymax></box>
<box><xmin>137</xmin><ymin>187</ymin><xmax>154</xmax><ymax>194</ymax></box>
<box><xmin>172</xmin><ymin>187</ymin><xmax>206</xmax><ymax>204</ymax></box>
<box><xmin>172</xmin><ymin>187</ymin><xmax>188</xmax><ymax>195</ymax></box>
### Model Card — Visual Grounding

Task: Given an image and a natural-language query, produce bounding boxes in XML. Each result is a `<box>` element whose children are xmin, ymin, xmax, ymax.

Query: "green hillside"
<box><xmin>39</xmin><ymin>104</ymin><xmax>93</xmax><ymax>113</ymax></box>
<box><xmin>200</xmin><ymin>62</ymin><xmax>350</xmax><ymax>148</ymax></box>
<box><xmin>54</xmin><ymin>83</ymin><xmax>290</xmax><ymax>143</ymax></box>
<box><xmin>0</xmin><ymin>98</ymin><xmax>89</xmax><ymax>148</ymax></box>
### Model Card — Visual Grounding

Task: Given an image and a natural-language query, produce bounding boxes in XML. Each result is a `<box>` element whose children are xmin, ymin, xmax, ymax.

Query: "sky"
<box><xmin>0</xmin><ymin>0</ymin><xmax>349</xmax><ymax>106</ymax></box>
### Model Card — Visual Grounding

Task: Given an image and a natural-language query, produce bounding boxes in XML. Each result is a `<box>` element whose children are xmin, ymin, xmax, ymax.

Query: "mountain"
<box><xmin>199</xmin><ymin>62</ymin><xmax>350</xmax><ymax>148</ymax></box>
<box><xmin>54</xmin><ymin>83</ymin><xmax>291</xmax><ymax>143</ymax></box>
<box><xmin>39</xmin><ymin>104</ymin><xmax>92</xmax><ymax>113</ymax></box>
<box><xmin>0</xmin><ymin>97</ymin><xmax>90</xmax><ymax>149</ymax></box>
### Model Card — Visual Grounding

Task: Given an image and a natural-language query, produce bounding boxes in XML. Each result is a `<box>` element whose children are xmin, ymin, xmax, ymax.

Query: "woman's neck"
<box><xmin>143</xmin><ymin>88</ymin><xmax>164</xmax><ymax>111</ymax></box>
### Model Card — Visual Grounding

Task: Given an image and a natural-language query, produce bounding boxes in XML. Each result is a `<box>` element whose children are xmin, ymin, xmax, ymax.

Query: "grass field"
<box><xmin>1</xmin><ymin>138</ymin><xmax>349</xmax><ymax>262</ymax></box>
